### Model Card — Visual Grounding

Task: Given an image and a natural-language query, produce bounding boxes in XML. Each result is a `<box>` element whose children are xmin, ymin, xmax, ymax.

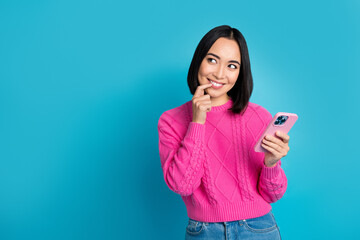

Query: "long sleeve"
<box><xmin>258</xmin><ymin>159</ymin><xmax>288</xmax><ymax>203</ymax></box>
<box><xmin>157</xmin><ymin>113</ymin><xmax>206</xmax><ymax>196</ymax></box>
<box><xmin>249</xmin><ymin>106</ymin><xmax>288</xmax><ymax>203</ymax></box>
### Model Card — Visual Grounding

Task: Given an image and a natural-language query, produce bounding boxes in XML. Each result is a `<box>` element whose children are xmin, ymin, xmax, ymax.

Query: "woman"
<box><xmin>157</xmin><ymin>25</ymin><xmax>290</xmax><ymax>240</ymax></box>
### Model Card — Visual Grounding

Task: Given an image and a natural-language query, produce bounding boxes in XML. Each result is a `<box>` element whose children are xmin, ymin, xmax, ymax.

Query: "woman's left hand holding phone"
<box><xmin>261</xmin><ymin>131</ymin><xmax>290</xmax><ymax>167</ymax></box>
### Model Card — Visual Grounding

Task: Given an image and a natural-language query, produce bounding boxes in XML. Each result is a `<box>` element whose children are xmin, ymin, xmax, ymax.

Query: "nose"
<box><xmin>214</xmin><ymin>65</ymin><xmax>225</xmax><ymax>79</ymax></box>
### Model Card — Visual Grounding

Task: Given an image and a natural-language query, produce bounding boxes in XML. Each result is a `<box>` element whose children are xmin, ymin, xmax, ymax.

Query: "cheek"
<box><xmin>197</xmin><ymin>71</ymin><xmax>203</xmax><ymax>82</ymax></box>
<box><xmin>198</xmin><ymin>67</ymin><xmax>209</xmax><ymax>82</ymax></box>
<box><xmin>229</xmin><ymin>72</ymin><xmax>239</xmax><ymax>83</ymax></box>
<box><xmin>199</xmin><ymin>61</ymin><xmax>214</xmax><ymax>75</ymax></box>
<box><xmin>198</xmin><ymin>65</ymin><xmax>207</xmax><ymax>76</ymax></box>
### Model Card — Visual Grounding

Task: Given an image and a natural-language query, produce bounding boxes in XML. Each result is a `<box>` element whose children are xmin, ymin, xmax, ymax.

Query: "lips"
<box><xmin>207</xmin><ymin>78</ymin><xmax>225</xmax><ymax>89</ymax></box>
<box><xmin>207</xmin><ymin>78</ymin><xmax>225</xmax><ymax>85</ymax></box>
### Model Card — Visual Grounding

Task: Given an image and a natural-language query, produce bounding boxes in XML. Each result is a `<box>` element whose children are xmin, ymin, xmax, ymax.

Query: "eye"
<box><xmin>228</xmin><ymin>64</ymin><xmax>237</xmax><ymax>69</ymax></box>
<box><xmin>207</xmin><ymin>58</ymin><xmax>217</xmax><ymax>64</ymax></box>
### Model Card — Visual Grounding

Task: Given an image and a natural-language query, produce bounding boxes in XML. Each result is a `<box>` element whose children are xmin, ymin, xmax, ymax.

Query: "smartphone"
<box><xmin>254</xmin><ymin>112</ymin><xmax>298</xmax><ymax>153</ymax></box>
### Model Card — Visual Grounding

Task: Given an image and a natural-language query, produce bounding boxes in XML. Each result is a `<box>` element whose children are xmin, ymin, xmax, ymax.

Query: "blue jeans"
<box><xmin>185</xmin><ymin>210</ymin><xmax>281</xmax><ymax>240</ymax></box>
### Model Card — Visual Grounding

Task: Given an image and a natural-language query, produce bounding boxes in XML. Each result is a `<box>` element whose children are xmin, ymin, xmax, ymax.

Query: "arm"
<box><xmin>258</xmin><ymin>159</ymin><xmax>288</xmax><ymax>203</ymax></box>
<box><xmin>158</xmin><ymin>113</ymin><xmax>206</xmax><ymax>196</ymax></box>
<box><xmin>250</xmin><ymin>106</ymin><xmax>288</xmax><ymax>203</ymax></box>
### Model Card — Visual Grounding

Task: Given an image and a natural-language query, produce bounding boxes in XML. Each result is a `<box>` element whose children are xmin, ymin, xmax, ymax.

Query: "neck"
<box><xmin>210</xmin><ymin>95</ymin><xmax>231</xmax><ymax>107</ymax></box>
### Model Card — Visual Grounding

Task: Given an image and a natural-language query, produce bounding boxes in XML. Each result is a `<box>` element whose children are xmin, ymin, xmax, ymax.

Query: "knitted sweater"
<box><xmin>157</xmin><ymin>98</ymin><xmax>287</xmax><ymax>222</ymax></box>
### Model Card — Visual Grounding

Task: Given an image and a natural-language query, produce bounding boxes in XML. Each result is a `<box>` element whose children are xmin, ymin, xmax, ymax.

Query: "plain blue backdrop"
<box><xmin>1</xmin><ymin>0</ymin><xmax>359</xmax><ymax>239</ymax></box>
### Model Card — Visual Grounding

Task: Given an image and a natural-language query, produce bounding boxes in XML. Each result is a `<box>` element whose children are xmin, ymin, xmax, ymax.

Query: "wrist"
<box><xmin>264</xmin><ymin>161</ymin><xmax>277</xmax><ymax>168</ymax></box>
<box><xmin>192</xmin><ymin>120</ymin><xmax>205</xmax><ymax>125</ymax></box>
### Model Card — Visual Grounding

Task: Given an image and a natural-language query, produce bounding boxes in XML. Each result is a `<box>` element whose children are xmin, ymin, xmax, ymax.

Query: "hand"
<box><xmin>261</xmin><ymin>131</ymin><xmax>290</xmax><ymax>167</ymax></box>
<box><xmin>192</xmin><ymin>83</ymin><xmax>213</xmax><ymax>125</ymax></box>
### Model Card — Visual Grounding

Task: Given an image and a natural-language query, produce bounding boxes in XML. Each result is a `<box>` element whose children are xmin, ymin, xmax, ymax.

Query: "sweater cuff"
<box><xmin>186</xmin><ymin>122</ymin><xmax>205</xmax><ymax>141</ymax></box>
<box><xmin>262</xmin><ymin>161</ymin><xmax>281</xmax><ymax>179</ymax></box>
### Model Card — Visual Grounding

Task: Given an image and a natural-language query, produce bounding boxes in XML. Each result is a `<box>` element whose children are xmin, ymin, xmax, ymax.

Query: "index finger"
<box><xmin>193</xmin><ymin>83</ymin><xmax>213</xmax><ymax>98</ymax></box>
<box><xmin>275</xmin><ymin>131</ymin><xmax>290</xmax><ymax>143</ymax></box>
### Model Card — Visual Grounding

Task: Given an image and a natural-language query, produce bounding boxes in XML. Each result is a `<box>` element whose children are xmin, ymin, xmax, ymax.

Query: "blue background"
<box><xmin>1</xmin><ymin>0</ymin><xmax>359</xmax><ymax>239</ymax></box>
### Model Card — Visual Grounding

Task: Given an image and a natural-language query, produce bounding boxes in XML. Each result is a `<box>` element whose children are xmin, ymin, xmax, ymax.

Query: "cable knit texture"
<box><xmin>157</xmin><ymin>98</ymin><xmax>288</xmax><ymax>222</ymax></box>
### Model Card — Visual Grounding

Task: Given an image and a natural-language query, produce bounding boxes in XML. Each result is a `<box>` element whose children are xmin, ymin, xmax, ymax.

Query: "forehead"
<box><xmin>208</xmin><ymin>37</ymin><xmax>241</xmax><ymax>61</ymax></box>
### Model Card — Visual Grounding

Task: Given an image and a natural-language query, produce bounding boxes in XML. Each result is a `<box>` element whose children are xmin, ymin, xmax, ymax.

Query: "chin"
<box><xmin>206</xmin><ymin>91</ymin><xmax>223</xmax><ymax>98</ymax></box>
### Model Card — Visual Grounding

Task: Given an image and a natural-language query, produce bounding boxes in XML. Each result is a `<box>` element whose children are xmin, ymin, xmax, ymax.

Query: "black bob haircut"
<box><xmin>187</xmin><ymin>25</ymin><xmax>253</xmax><ymax>115</ymax></box>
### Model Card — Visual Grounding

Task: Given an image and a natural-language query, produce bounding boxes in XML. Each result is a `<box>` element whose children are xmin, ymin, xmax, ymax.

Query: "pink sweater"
<box><xmin>157</xmin><ymin>98</ymin><xmax>287</xmax><ymax>222</ymax></box>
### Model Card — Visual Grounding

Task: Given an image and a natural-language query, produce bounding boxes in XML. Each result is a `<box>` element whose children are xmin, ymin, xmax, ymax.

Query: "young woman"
<box><xmin>157</xmin><ymin>25</ymin><xmax>290</xmax><ymax>240</ymax></box>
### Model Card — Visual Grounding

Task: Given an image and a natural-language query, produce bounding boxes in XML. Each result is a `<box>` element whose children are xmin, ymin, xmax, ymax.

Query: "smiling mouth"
<box><xmin>207</xmin><ymin>78</ymin><xmax>225</xmax><ymax>86</ymax></box>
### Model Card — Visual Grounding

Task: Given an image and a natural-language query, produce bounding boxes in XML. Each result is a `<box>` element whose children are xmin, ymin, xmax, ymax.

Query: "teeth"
<box><xmin>210</xmin><ymin>80</ymin><xmax>222</xmax><ymax>86</ymax></box>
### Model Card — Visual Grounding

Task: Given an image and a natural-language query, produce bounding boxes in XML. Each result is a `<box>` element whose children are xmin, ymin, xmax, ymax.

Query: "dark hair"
<box><xmin>187</xmin><ymin>25</ymin><xmax>253</xmax><ymax>115</ymax></box>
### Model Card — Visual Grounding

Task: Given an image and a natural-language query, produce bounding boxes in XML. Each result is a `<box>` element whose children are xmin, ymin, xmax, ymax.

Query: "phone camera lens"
<box><xmin>275</xmin><ymin>115</ymin><xmax>289</xmax><ymax>125</ymax></box>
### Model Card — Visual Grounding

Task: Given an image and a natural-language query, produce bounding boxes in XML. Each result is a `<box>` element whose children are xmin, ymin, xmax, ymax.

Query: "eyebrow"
<box><xmin>207</xmin><ymin>53</ymin><xmax>241</xmax><ymax>66</ymax></box>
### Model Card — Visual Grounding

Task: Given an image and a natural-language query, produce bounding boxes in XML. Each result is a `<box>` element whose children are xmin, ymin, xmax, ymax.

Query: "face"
<box><xmin>197</xmin><ymin>37</ymin><xmax>241</xmax><ymax>106</ymax></box>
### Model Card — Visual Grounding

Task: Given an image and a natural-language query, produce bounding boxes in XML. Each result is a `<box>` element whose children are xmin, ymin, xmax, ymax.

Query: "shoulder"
<box><xmin>158</xmin><ymin>100</ymin><xmax>192</xmax><ymax>129</ymax></box>
<box><xmin>246</xmin><ymin>102</ymin><xmax>272</xmax><ymax>118</ymax></box>
<box><xmin>242</xmin><ymin>102</ymin><xmax>273</xmax><ymax>144</ymax></box>
<box><xmin>243</xmin><ymin>102</ymin><xmax>273</xmax><ymax>124</ymax></box>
